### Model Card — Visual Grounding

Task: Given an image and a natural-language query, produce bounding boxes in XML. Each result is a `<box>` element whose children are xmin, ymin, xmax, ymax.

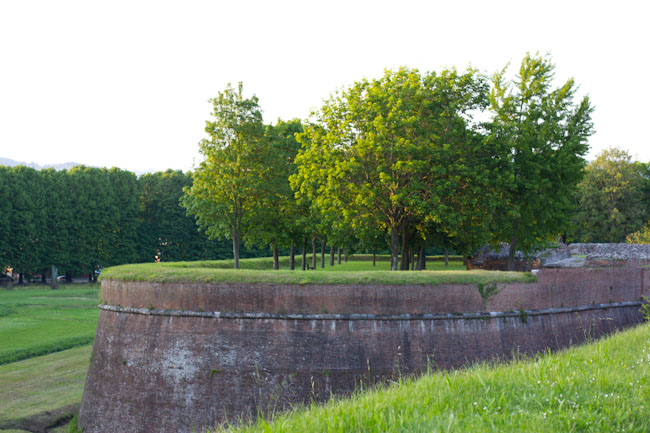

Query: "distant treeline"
<box><xmin>0</xmin><ymin>166</ymin><xmax>266</xmax><ymax>282</ymax></box>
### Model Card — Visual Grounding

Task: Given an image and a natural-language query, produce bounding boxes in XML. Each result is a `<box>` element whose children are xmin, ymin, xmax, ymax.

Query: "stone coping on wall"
<box><xmin>100</xmin><ymin>266</ymin><xmax>647</xmax><ymax>316</ymax></box>
<box><xmin>99</xmin><ymin>300</ymin><xmax>644</xmax><ymax>321</ymax></box>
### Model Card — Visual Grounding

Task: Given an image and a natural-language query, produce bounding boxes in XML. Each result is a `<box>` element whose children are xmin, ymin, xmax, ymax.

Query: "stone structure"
<box><xmin>466</xmin><ymin>243</ymin><xmax>571</xmax><ymax>271</ymax></box>
<box><xmin>78</xmin><ymin>264</ymin><xmax>648</xmax><ymax>433</ymax></box>
<box><xmin>467</xmin><ymin>242</ymin><xmax>650</xmax><ymax>271</ymax></box>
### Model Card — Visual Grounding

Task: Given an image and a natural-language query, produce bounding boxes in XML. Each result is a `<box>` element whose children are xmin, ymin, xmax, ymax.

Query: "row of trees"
<box><xmin>183</xmin><ymin>54</ymin><xmax>595</xmax><ymax>270</ymax></box>
<box><xmin>5</xmin><ymin>54</ymin><xmax>644</xmax><ymax>277</ymax></box>
<box><xmin>0</xmin><ymin>167</ymin><xmax>262</xmax><ymax>283</ymax></box>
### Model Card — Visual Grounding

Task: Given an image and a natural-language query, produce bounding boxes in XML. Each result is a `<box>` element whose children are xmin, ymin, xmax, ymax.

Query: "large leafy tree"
<box><xmin>245</xmin><ymin>119</ymin><xmax>304</xmax><ymax>269</ymax></box>
<box><xmin>181</xmin><ymin>83</ymin><xmax>270</xmax><ymax>269</ymax></box>
<box><xmin>572</xmin><ymin>147</ymin><xmax>646</xmax><ymax>242</ymax></box>
<box><xmin>488</xmin><ymin>53</ymin><xmax>594</xmax><ymax>269</ymax></box>
<box><xmin>294</xmin><ymin>67</ymin><xmax>492</xmax><ymax>270</ymax></box>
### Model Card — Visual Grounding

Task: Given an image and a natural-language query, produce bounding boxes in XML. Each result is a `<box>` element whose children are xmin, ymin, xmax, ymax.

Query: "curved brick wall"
<box><xmin>79</xmin><ymin>267</ymin><xmax>648</xmax><ymax>433</ymax></box>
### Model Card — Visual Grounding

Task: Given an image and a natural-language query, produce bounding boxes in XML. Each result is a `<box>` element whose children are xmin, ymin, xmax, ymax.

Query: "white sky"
<box><xmin>0</xmin><ymin>0</ymin><xmax>648</xmax><ymax>173</ymax></box>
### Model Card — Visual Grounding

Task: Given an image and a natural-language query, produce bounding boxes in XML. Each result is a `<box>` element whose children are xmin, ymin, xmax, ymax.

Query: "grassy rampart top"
<box><xmin>101</xmin><ymin>257</ymin><xmax>535</xmax><ymax>285</ymax></box>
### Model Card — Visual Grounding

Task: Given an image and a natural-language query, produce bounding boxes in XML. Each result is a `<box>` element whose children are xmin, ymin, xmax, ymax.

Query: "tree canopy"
<box><xmin>293</xmin><ymin>67</ymin><xmax>502</xmax><ymax>269</ymax></box>
<box><xmin>572</xmin><ymin>147</ymin><xmax>647</xmax><ymax>242</ymax></box>
<box><xmin>181</xmin><ymin>82</ymin><xmax>271</xmax><ymax>269</ymax></box>
<box><xmin>488</xmin><ymin>53</ymin><xmax>594</xmax><ymax>269</ymax></box>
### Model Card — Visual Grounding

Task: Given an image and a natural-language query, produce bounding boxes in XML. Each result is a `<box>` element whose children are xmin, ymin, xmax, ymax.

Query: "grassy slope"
<box><xmin>224</xmin><ymin>323</ymin><xmax>650</xmax><ymax>433</ymax></box>
<box><xmin>0</xmin><ymin>284</ymin><xmax>100</xmax><ymax>364</ymax></box>
<box><xmin>102</xmin><ymin>257</ymin><xmax>535</xmax><ymax>285</ymax></box>
<box><xmin>0</xmin><ymin>345</ymin><xmax>92</xmax><ymax>430</ymax></box>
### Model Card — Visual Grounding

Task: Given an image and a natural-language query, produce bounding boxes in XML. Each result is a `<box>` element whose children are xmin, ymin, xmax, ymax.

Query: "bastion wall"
<box><xmin>78</xmin><ymin>266</ymin><xmax>648</xmax><ymax>433</ymax></box>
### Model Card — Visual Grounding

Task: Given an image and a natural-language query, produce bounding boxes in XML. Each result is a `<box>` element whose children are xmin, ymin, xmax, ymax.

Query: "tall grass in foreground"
<box><xmin>219</xmin><ymin>323</ymin><xmax>650</xmax><ymax>433</ymax></box>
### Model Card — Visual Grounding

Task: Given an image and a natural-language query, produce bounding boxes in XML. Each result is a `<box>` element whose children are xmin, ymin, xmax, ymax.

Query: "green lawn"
<box><xmin>101</xmin><ymin>257</ymin><xmax>534</xmax><ymax>285</ymax></box>
<box><xmin>222</xmin><ymin>322</ymin><xmax>650</xmax><ymax>433</ymax></box>
<box><xmin>310</xmin><ymin>259</ymin><xmax>466</xmax><ymax>272</ymax></box>
<box><xmin>0</xmin><ymin>345</ymin><xmax>92</xmax><ymax>432</ymax></box>
<box><xmin>0</xmin><ymin>284</ymin><xmax>100</xmax><ymax>365</ymax></box>
<box><xmin>0</xmin><ymin>284</ymin><xmax>99</xmax><ymax>432</ymax></box>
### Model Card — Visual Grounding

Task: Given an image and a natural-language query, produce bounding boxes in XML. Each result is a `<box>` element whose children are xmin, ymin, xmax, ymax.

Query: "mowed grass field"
<box><xmin>0</xmin><ymin>284</ymin><xmax>99</xmax><ymax>432</ymax></box>
<box><xmin>0</xmin><ymin>346</ymin><xmax>92</xmax><ymax>433</ymax></box>
<box><xmin>0</xmin><ymin>285</ymin><xmax>100</xmax><ymax>365</ymax></box>
<box><xmin>103</xmin><ymin>256</ymin><xmax>535</xmax><ymax>285</ymax></box>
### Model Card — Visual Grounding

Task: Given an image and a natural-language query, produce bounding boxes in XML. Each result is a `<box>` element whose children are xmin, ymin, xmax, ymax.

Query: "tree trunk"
<box><xmin>344</xmin><ymin>248</ymin><xmax>348</xmax><ymax>263</ymax></box>
<box><xmin>337</xmin><ymin>247</ymin><xmax>341</xmax><ymax>265</ymax></box>
<box><xmin>320</xmin><ymin>240</ymin><xmax>326</xmax><ymax>268</ymax></box>
<box><xmin>416</xmin><ymin>246</ymin><xmax>426</xmax><ymax>270</ymax></box>
<box><xmin>18</xmin><ymin>273</ymin><xmax>24</xmax><ymax>285</ymax></box>
<box><xmin>373</xmin><ymin>251</ymin><xmax>376</xmax><ymax>267</ymax></box>
<box><xmin>311</xmin><ymin>237</ymin><xmax>317</xmax><ymax>270</ymax></box>
<box><xmin>41</xmin><ymin>270</ymin><xmax>47</xmax><ymax>284</ymax></box>
<box><xmin>272</xmin><ymin>242</ymin><xmax>279</xmax><ymax>270</ymax></box>
<box><xmin>51</xmin><ymin>265</ymin><xmax>58</xmax><ymax>290</ymax></box>
<box><xmin>290</xmin><ymin>240</ymin><xmax>295</xmax><ymax>271</ymax></box>
<box><xmin>232</xmin><ymin>229</ymin><xmax>241</xmax><ymax>270</ymax></box>
<box><xmin>410</xmin><ymin>248</ymin><xmax>415</xmax><ymax>270</ymax></box>
<box><xmin>444</xmin><ymin>247</ymin><xmax>449</xmax><ymax>267</ymax></box>
<box><xmin>507</xmin><ymin>220</ymin><xmax>519</xmax><ymax>271</ymax></box>
<box><xmin>390</xmin><ymin>226</ymin><xmax>400</xmax><ymax>271</ymax></box>
<box><xmin>400</xmin><ymin>227</ymin><xmax>409</xmax><ymax>271</ymax></box>
<box><xmin>329</xmin><ymin>245</ymin><xmax>335</xmax><ymax>266</ymax></box>
<box><xmin>301</xmin><ymin>238</ymin><xmax>307</xmax><ymax>271</ymax></box>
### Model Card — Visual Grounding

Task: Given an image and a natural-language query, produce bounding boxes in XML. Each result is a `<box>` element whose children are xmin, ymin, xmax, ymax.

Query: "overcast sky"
<box><xmin>1</xmin><ymin>0</ymin><xmax>647</xmax><ymax>173</ymax></box>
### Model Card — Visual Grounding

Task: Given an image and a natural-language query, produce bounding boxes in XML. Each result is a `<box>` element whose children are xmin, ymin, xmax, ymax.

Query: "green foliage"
<box><xmin>293</xmin><ymin>67</ymin><xmax>496</xmax><ymax>270</ymax></box>
<box><xmin>137</xmin><ymin>170</ymin><xmax>229</xmax><ymax>262</ymax></box>
<box><xmin>477</xmin><ymin>282</ymin><xmax>499</xmax><ymax>303</ymax></box>
<box><xmin>488</xmin><ymin>53</ymin><xmax>594</xmax><ymax>267</ymax></box>
<box><xmin>573</xmin><ymin>147</ymin><xmax>647</xmax><ymax>242</ymax></box>
<box><xmin>181</xmin><ymin>83</ymin><xmax>269</xmax><ymax>268</ymax></box>
<box><xmin>1</xmin><ymin>166</ymin><xmax>46</xmax><ymax>278</ymax></box>
<box><xmin>0</xmin><ymin>164</ymin><xmax>240</xmax><ymax>279</ymax></box>
<box><xmin>68</xmin><ymin>414</ymin><xmax>83</xmax><ymax>433</ymax></box>
<box><xmin>640</xmin><ymin>297</ymin><xmax>650</xmax><ymax>321</ymax></box>
<box><xmin>221</xmin><ymin>323</ymin><xmax>650</xmax><ymax>433</ymax></box>
<box><xmin>245</xmin><ymin>119</ymin><xmax>304</xmax><ymax>262</ymax></box>
<box><xmin>627</xmin><ymin>223</ymin><xmax>650</xmax><ymax>244</ymax></box>
<box><xmin>518</xmin><ymin>307</ymin><xmax>529</xmax><ymax>324</ymax></box>
<box><xmin>105</xmin><ymin>168</ymin><xmax>140</xmax><ymax>266</ymax></box>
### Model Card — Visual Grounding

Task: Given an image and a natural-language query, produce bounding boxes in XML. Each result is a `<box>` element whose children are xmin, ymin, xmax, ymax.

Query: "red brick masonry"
<box><xmin>78</xmin><ymin>267</ymin><xmax>648</xmax><ymax>433</ymax></box>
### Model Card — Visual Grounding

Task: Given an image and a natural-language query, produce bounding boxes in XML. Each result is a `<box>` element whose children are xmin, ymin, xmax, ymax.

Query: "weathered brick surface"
<box><xmin>101</xmin><ymin>267</ymin><xmax>644</xmax><ymax>314</ymax></box>
<box><xmin>79</xmin><ymin>267</ymin><xmax>648</xmax><ymax>433</ymax></box>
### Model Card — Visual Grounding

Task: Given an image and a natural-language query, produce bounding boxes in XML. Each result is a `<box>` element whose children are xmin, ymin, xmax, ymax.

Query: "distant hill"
<box><xmin>0</xmin><ymin>157</ymin><xmax>82</xmax><ymax>171</ymax></box>
<box><xmin>1</xmin><ymin>157</ymin><xmax>160</xmax><ymax>175</ymax></box>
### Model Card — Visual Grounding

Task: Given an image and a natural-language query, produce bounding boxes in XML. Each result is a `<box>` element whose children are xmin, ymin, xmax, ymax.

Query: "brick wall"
<box><xmin>78</xmin><ymin>267</ymin><xmax>648</xmax><ymax>433</ymax></box>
